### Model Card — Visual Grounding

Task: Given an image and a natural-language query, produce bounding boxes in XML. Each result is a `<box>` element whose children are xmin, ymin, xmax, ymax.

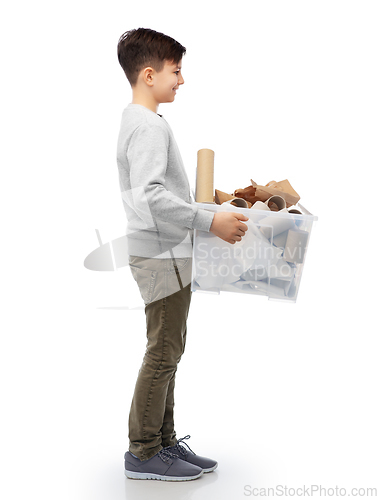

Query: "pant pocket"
<box><xmin>129</xmin><ymin>265</ymin><xmax>158</xmax><ymax>305</ymax></box>
<box><xmin>167</xmin><ymin>257</ymin><xmax>191</xmax><ymax>274</ymax></box>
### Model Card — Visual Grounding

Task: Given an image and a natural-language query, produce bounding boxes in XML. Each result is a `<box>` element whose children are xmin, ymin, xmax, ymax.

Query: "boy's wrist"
<box><xmin>193</xmin><ymin>209</ymin><xmax>215</xmax><ymax>232</ymax></box>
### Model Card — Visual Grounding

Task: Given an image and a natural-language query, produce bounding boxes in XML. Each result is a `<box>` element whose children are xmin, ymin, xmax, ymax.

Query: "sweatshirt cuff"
<box><xmin>192</xmin><ymin>207</ymin><xmax>215</xmax><ymax>232</ymax></box>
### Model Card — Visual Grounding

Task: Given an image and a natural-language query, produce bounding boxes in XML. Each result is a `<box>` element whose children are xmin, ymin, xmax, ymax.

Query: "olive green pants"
<box><xmin>128</xmin><ymin>255</ymin><xmax>193</xmax><ymax>461</ymax></box>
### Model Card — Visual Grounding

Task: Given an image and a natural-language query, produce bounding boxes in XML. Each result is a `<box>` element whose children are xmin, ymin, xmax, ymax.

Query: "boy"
<box><xmin>116</xmin><ymin>28</ymin><xmax>248</xmax><ymax>481</ymax></box>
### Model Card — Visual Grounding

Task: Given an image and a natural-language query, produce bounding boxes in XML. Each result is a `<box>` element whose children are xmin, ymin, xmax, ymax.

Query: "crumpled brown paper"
<box><xmin>214</xmin><ymin>189</ymin><xmax>252</xmax><ymax>208</ymax></box>
<box><xmin>233</xmin><ymin>179</ymin><xmax>300</xmax><ymax>208</ymax></box>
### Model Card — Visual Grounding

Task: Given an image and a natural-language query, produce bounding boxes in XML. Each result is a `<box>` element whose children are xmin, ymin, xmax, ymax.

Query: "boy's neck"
<box><xmin>131</xmin><ymin>89</ymin><xmax>159</xmax><ymax>114</ymax></box>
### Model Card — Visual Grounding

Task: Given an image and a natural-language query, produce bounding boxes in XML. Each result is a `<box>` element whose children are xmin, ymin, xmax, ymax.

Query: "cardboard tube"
<box><xmin>223</xmin><ymin>198</ymin><xmax>249</xmax><ymax>208</ymax></box>
<box><xmin>196</xmin><ymin>149</ymin><xmax>214</xmax><ymax>202</ymax></box>
<box><xmin>265</xmin><ymin>195</ymin><xmax>286</xmax><ymax>211</ymax></box>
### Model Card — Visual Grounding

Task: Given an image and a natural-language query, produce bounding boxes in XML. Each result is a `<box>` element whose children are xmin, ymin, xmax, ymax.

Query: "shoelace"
<box><xmin>157</xmin><ymin>448</ymin><xmax>179</xmax><ymax>464</ymax></box>
<box><xmin>170</xmin><ymin>434</ymin><xmax>196</xmax><ymax>457</ymax></box>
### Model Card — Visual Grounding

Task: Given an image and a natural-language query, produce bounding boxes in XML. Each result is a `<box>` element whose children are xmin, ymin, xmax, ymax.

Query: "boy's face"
<box><xmin>151</xmin><ymin>59</ymin><xmax>184</xmax><ymax>104</ymax></box>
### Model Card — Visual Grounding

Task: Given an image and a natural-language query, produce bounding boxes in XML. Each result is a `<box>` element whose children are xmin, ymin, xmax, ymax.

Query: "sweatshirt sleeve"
<box><xmin>127</xmin><ymin>122</ymin><xmax>214</xmax><ymax>232</ymax></box>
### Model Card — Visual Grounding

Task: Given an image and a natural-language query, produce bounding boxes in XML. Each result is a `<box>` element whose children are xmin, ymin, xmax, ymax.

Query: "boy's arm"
<box><xmin>127</xmin><ymin>123</ymin><xmax>214</xmax><ymax>232</ymax></box>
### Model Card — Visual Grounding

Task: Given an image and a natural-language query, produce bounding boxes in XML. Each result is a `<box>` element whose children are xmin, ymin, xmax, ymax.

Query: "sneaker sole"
<box><xmin>124</xmin><ymin>469</ymin><xmax>204</xmax><ymax>481</ymax></box>
<box><xmin>202</xmin><ymin>462</ymin><xmax>218</xmax><ymax>473</ymax></box>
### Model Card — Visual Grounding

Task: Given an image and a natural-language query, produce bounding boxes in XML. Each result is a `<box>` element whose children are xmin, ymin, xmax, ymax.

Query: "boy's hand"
<box><xmin>209</xmin><ymin>212</ymin><xmax>249</xmax><ymax>244</ymax></box>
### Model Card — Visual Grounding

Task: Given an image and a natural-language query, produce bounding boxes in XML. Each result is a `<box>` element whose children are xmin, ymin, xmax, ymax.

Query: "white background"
<box><xmin>1</xmin><ymin>1</ymin><xmax>378</xmax><ymax>499</ymax></box>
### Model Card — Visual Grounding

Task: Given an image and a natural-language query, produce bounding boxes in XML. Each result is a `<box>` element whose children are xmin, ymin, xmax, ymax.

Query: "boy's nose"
<box><xmin>179</xmin><ymin>74</ymin><xmax>184</xmax><ymax>85</ymax></box>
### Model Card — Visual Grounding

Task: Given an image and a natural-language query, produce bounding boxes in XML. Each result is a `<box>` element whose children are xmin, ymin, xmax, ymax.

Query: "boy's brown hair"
<box><xmin>117</xmin><ymin>28</ymin><xmax>186</xmax><ymax>87</ymax></box>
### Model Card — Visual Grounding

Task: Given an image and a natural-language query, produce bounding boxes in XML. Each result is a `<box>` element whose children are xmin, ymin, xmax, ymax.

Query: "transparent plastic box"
<box><xmin>191</xmin><ymin>202</ymin><xmax>317</xmax><ymax>302</ymax></box>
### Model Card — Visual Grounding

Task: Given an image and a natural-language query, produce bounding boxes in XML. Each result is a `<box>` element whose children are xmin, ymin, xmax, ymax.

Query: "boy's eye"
<box><xmin>174</xmin><ymin>70</ymin><xmax>180</xmax><ymax>75</ymax></box>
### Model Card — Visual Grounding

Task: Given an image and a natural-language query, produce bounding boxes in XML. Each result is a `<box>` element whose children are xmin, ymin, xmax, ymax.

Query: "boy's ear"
<box><xmin>142</xmin><ymin>67</ymin><xmax>155</xmax><ymax>87</ymax></box>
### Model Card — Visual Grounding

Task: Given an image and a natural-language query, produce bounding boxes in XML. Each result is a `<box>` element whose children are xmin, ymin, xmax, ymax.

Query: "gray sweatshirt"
<box><xmin>117</xmin><ymin>103</ymin><xmax>215</xmax><ymax>258</ymax></box>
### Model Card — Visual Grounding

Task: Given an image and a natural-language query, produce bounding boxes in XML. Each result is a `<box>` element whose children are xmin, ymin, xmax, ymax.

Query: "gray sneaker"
<box><xmin>124</xmin><ymin>448</ymin><xmax>204</xmax><ymax>481</ymax></box>
<box><xmin>165</xmin><ymin>435</ymin><xmax>218</xmax><ymax>473</ymax></box>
